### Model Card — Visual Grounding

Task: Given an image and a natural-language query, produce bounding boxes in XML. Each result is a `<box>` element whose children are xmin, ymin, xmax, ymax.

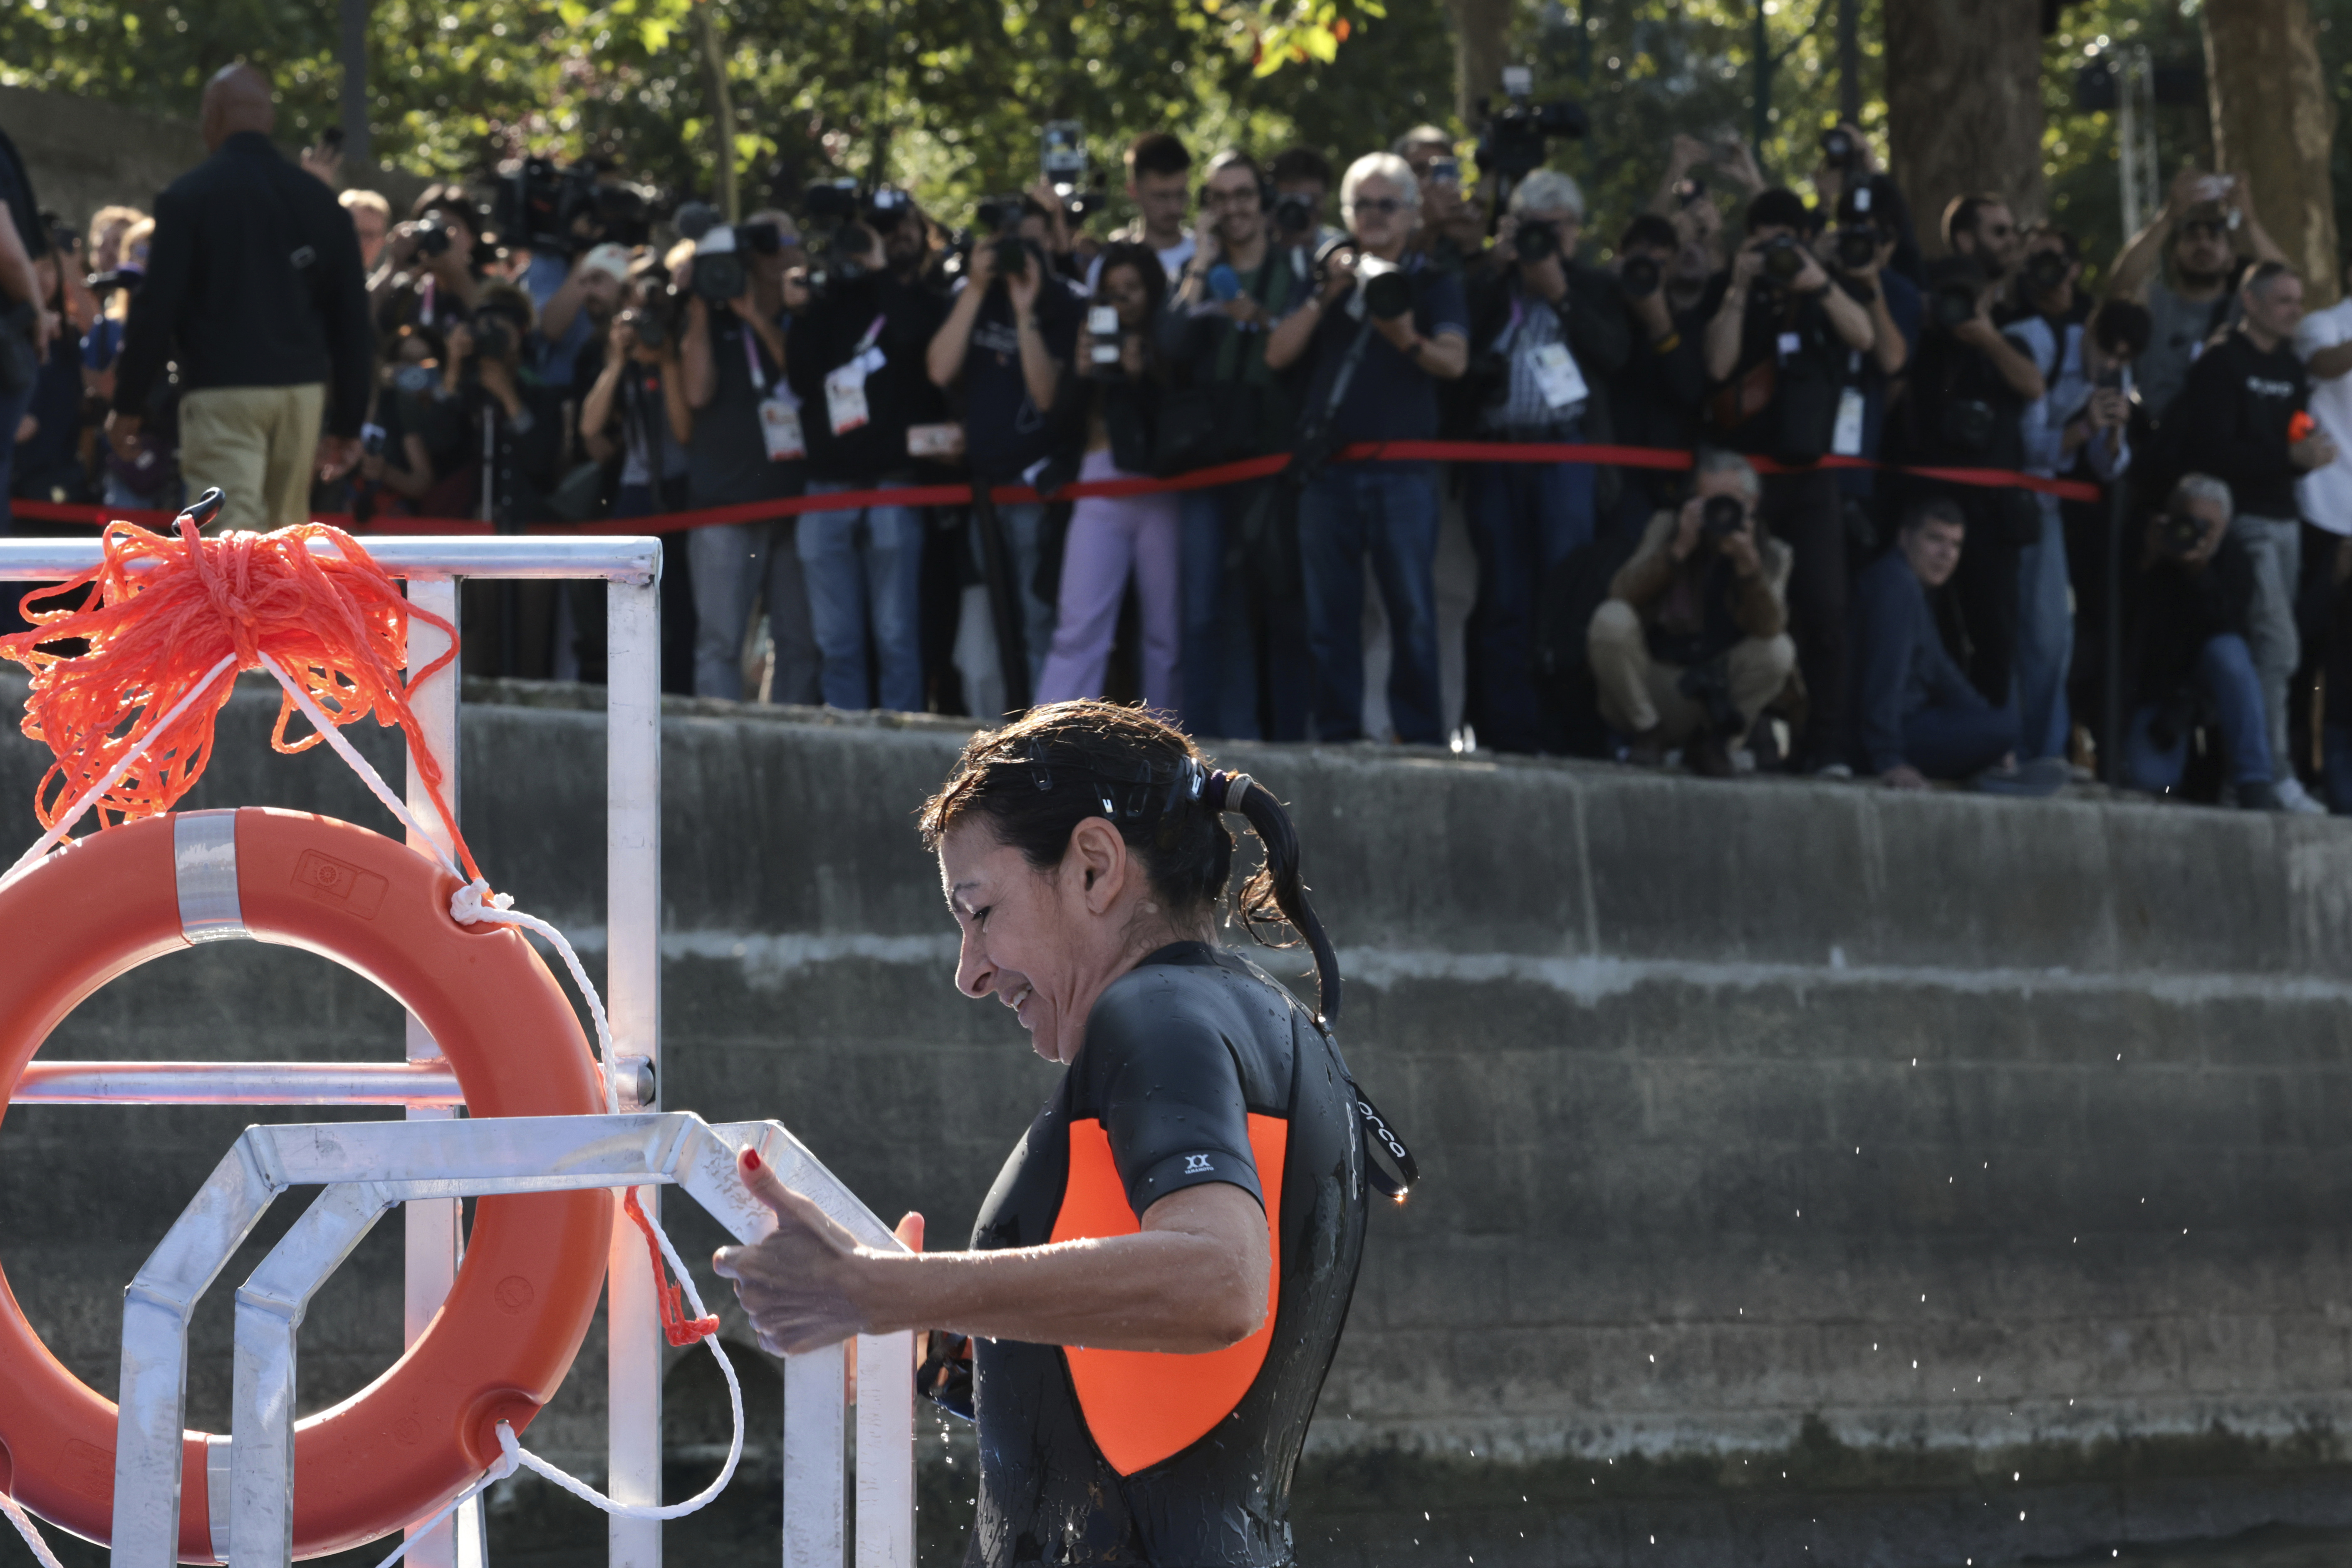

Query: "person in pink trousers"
<box><xmin>1036</xmin><ymin>243</ymin><xmax>1182</xmax><ymax>714</ymax></box>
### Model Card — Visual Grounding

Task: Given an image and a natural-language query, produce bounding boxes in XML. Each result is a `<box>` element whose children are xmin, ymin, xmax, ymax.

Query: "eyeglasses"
<box><xmin>1349</xmin><ymin>197</ymin><xmax>1408</xmax><ymax>216</ymax></box>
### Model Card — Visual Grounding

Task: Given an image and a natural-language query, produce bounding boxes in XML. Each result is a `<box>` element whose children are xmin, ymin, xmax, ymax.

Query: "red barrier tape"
<box><xmin>7</xmin><ymin>441</ymin><xmax>2099</xmax><ymax>537</ymax></box>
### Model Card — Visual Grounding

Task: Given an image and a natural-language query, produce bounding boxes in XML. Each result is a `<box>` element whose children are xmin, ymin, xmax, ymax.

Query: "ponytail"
<box><xmin>1211</xmin><ymin>771</ymin><xmax>1340</xmax><ymax>1022</ymax></box>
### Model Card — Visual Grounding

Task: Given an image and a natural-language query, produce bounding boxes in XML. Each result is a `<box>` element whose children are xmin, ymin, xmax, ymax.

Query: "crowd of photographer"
<box><xmin>8</xmin><ymin>82</ymin><xmax>2352</xmax><ymax>813</ymax></box>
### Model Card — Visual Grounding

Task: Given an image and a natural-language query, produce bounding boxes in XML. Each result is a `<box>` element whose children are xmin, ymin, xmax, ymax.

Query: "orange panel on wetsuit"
<box><xmin>1050</xmin><ymin>1112</ymin><xmax>1289</xmax><ymax>1475</ymax></box>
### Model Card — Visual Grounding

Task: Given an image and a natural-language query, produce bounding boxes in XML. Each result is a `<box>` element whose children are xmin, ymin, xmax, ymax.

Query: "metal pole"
<box><xmin>607</xmin><ymin>557</ymin><xmax>666</xmax><ymax>1567</ymax></box>
<box><xmin>1752</xmin><ymin>0</ymin><xmax>1771</xmax><ymax>173</ymax></box>
<box><xmin>970</xmin><ymin>484</ymin><xmax>1031</xmax><ymax>714</ymax></box>
<box><xmin>2104</xmin><ymin>479</ymin><xmax>2128</xmax><ymax>785</ymax></box>
<box><xmin>338</xmin><ymin>0</ymin><xmax>371</xmax><ymax>169</ymax></box>
<box><xmin>1836</xmin><ymin>0</ymin><xmax>1860</xmax><ymax>126</ymax></box>
<box><xmin>401</xmin><ymin>574</ymin><xmax>471</xmax><ymax>1568</ymax></box>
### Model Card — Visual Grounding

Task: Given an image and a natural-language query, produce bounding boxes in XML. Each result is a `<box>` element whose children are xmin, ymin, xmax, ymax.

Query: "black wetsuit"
<box><xmin>962</xmin><ymin>941</ymin><xmax>1369</xmax><ymax>1567</ymax></box>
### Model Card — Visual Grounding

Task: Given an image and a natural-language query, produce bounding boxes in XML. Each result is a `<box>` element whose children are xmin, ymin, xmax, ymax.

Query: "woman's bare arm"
<box><xmin>716</xmin><ymin>1151</ymin><xmax>1270</xmax><ymax>1356</ymax></box>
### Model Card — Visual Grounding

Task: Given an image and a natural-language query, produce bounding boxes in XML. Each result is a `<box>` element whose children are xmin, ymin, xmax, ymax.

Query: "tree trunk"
<box><xmin>1445</xmin><ymin>0</ymin><xmax>1510</xmax><ymax>131</ymax></box>
<box><xmin>2206</xmin><ymin>0</ymin><xmax>2341</xmax><ymax>306</ymax></box>
<box><xmin>1885</xmin><ymin>0</ymin><xmax>2046</xmax><ymax>256</ymax></box>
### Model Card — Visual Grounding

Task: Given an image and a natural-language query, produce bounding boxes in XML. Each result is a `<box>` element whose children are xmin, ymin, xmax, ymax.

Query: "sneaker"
<box><xmin>1974</xmin><ymin>755</ymin><xmax>2068</xmax><ymax>798</ymax></box>
<box><xmin>1690</xmin><ymin>733</ymin><xmax>1736</xmax><ymax>779</ymax></box>
<box><xmin>2235</xmin><ymin>780</ymin><xmax>2285</xmax><ymax>812</ymax></box>
<box><xmin>2273</xmin><ymin>777</ymin><xmax>2327</xmax><ymax>815</ymax></box>
<box><xmin>1812</xmin><ymin>761</ymin><xmax>1854</xmax><ymax>781</ymax></box>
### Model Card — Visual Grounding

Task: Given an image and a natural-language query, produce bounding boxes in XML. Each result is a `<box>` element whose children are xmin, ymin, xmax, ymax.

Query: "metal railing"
<box><xmin>0</xmin><ymin>537</ymin><xmax>907</xmax><ymax>1568</ymax></box>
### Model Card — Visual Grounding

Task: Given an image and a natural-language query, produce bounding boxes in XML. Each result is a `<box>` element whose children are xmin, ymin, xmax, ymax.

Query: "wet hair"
<box><xmin>919</xmin><ymin>701</ymin><xmax>1342</xmax><ymax>1019</ymax></box>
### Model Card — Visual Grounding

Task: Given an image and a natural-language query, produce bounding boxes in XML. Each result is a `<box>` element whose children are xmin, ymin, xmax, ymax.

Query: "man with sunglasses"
<box><xmin>1264</xmin><ymin>152</ymin><xmax>1469</xmax><ymax>746</ymax></box>
<box><xmin>2107</xmin><ymin>168</ymin><xmax>2289</xmax><ymax>422</ymax></box>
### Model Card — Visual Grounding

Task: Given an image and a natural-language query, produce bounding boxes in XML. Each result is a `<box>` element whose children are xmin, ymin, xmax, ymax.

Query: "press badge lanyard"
<box><xmin>743</xmin><ymin>317</ymin><xmax>806</xmax><ymax>461</ymax></box>
<box><xmin>824</xmin><ymin>315</ymin><xmax>888</xmax><ymax>435</ymax></box>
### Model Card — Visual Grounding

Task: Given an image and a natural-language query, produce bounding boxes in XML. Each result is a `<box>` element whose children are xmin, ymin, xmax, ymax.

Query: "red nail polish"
<box><xmin>741</xmin><ymin>1148</ymin><xmax>763</xmax><ymax>1173</ymax></box>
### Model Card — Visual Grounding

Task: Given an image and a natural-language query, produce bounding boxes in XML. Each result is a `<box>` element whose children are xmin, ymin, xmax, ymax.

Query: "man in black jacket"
<box><xmin>0</xmin><ymin>121</ymin><xmax>52</xmax><ymax>534</ymax></box>
<box><xmin>107</xmin><ymin>64</ymin><xmax>372</xmax><ymax>533</ymax></box>
<box><xmin>2169</xmin><ymin>261</ymin><xmax>2337</xmax><ymax>809</ymax></box>
<box><xmin>784</xmin><ymin>211</ymin><xmax>950</xmax><ymax>713</ymax></box>
<box><xmin>1461</xmin><ymin>170</ymin><xmax>1631</xmax><ymax>752</ymax></box>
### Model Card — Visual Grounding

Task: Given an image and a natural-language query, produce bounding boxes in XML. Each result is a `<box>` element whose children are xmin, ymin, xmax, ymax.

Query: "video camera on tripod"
<box><xmin>1473</xmin><ymin>65</ymin><xmax>1587</xmax><ymax>217</ymax></box>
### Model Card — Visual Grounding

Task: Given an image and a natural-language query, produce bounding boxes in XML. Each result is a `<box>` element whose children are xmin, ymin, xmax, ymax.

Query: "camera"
<box><xmin>1834</xmin><ymin>225</ymin><xmax>1879</xmax><ymax>270</ymax></box>
<box><xmin>1273</xmin><ymin>191</ymin><xmax>1319</xmax><ymax>241</ymax></box>
<box><xmin>412</xmin><ymin>215</ymin><xmax>456</xmax><ymax>260</ymax></box>
<box><xmin>493</xmin><ymin>156</ymin><xmax>654</xmax><ymax>258</ymax></box>
<box><xmin>1760</xmin><ymin>233</ymin><xmax>1806</xmax><ymax>285</ymax></box>
<box><xmin>1355</xmin><ymin>255</ymin><xmax>1413</xmax><ymax>320</ymax></box>
<box><xmin>1925</xmin><ymin>257</ymin><xmax>1986</xmax><ymax>333</ymax></box>
<box><xmin>392</xmin><ymin>363</ymin><xmax>437</xmax><ymax>395</ymax></box>
<box><xmin>1473</xmin><ymin>65</ymin><xmax>1587</xmax><ymax>185</ymax></box>
<box><xmin>1699</xmin><ymin>493</ymin><xmax>1745</xmax><ymax>544</ymax></box>
<box><xmin>2152</xmin><ymin>510</ymin><xmax>2207</xmax><ymax>560</ymax></box>
<box><xmin>1620</xmin><ymin>254</ymin><xmax>1662</xmax><ymax>298</ymax></box>
<box><xmin>1820</xmin><ymin>129</ymin><xmax>1858</xmax><ymax>170</ymax></box>
<box><xmin>2022</xmin><ymin>248</ymin><xmax>2072</xmax><ymax>297</ymax></box>
<box><xmin>360</xmin><ymin>421</ymin><xmax>386</xmax><ymax>458</ymax></box>
<box><xmin>469</xmin><ymin>312</ymin><xmax>517</xmax><ymax>362</ymax></box>
<box><xmin>675</xmin><ymin>202</ymin><xmax>751</xmax><ymax>303</ymax></box>
<box><xmin>1513</xmin><ymin>220</ymin><xmax>1557</xmax><ymax>264</ymax></box>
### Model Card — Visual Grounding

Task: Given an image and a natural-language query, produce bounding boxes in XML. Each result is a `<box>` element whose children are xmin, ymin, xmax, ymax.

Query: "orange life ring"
<box><xmin>0</xmin><ymin>807</ymin><xmax>613</xmax><ymax>1562</ymax></box>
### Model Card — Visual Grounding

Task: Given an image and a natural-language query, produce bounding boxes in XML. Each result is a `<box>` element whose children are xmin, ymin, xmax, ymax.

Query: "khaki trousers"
<box><xmin>1588</xmin><ymin>599</ymin><xmax>1795</xmax><ymax>743</ymax></box>
<box><xmin>177</xmin><ymin>382</ymin><xmax>327</xmax><ymax>532</ymax></box>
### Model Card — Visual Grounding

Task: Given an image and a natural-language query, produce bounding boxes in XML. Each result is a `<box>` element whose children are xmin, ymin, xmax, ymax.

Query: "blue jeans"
<box><xmin>1300</xmin><ymin>462</ymin><xmax>1442</xmax><ymax>744</ymax></box>
<box><xmin>2013</xmin><ymin>503</ymin><xmax>2072</xmax><ymax>761</ymax></box>
<box><xmin>2325</xmin><ymin>721</ymin><xmax>2352</xmax><ymax>813</ymax></box>
<box><xmin>1465</xmin><ymin>454</ymin><xmax>1595</xmax><ymax>753</ymax></box>
<box><xmin>688</xmin><ymin>518</ymin><xmax>820</xmax><ymax>703</ymax></box>
<box><xmin>797</xmin><ymin>479</ymin><xmax>926</xmax><ymax>712</ymax></box>
<box><xmin>1180</xmin><ymin>486</ymin><xmax>1239</xmax><ymax>737</ymax></box>
<box><xmin>2125</xmin><ymin>633</ymin><xmax>2273</xmax><ymax>791</ymax></box>
<box><xmin>1904</xmin><ymin>700</ymin><xmax>2020</xmax><ymax>781</ymax></box>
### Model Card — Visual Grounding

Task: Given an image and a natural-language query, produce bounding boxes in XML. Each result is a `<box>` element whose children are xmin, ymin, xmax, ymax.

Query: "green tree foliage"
<box><xmin>5</xmin><ymin>0</ymin><xmax>2350</xmax><ymax>275</ymax></box>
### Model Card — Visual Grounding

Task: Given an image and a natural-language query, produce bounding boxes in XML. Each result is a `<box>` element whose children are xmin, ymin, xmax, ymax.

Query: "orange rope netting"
<box><xmin>0</xmin><ymin>512</ymin><xmax>481</xmax><ymax>882</ymax></box>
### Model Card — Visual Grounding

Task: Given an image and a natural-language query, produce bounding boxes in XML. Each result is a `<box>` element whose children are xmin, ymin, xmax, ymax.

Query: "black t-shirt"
<box><xmin>1295</xmin><ymin>257</ymin><xmax>1470</xmax><ymax>444</ymax></box>
<box><xmin>963</xmin><ymin>942</ymin><xmax>1368</xmax><ymax>1568</ymax></box>
<box><xmin>1697</xmin><ymin>271</ymin><xmax>1848</xmax><ymax>458</ymax></box>
<box><xmin>1900</xmin><ymin>321</ymin><xmax>2034</xmax><ymax>472</ymax></box>
<box><xmin>689</xmin><ymin>306</ymin><xmax>803</xmax><ymax>506</ymax></box>
<box><xmin>960</xmin><ymin>278</ymin><xmax>1083</xmax><ymax>482</ymax></box>
<box><xmin>2172</xmin><ymin>330</ymin><xmax>2310</xmax><ymax>520</ymax></box>
<box><xmin>785</xmin><ymin>270</ymin><xmax>952</xmax><ymax>482</ymax></box>
<box><xmin>0</xmin><ymin>125</ymin><xmax>45</xmax><ymax>284</ymax></box>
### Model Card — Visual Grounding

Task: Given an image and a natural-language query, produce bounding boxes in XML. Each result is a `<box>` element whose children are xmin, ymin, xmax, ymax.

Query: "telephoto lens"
<box><xmin>1835</xmin><ymin>226</ymin><xmax>1878</xmax><ymax>270</ymax></box>
<box><xmin>1619</xmin><ymin>254</ymin><xmax>1662</xmax><ymax>298</ymax></box>
<box><xmin>413</xmin><ymin>217</ymin><xmax>454</xmax><ymax>259</ymax></box>
<box><xmin>1513</xmin><ymin>221</ymin><xmax>1557</xmax><ymax>264</ymax></box>
<box><xmin>1360</xmin><ymin>265</ymin><xmax>1413</xmax><ymax>321</ymax></box>
<box><xmin>1761</xmin><ymin>233</ymin><xmax>1805</xmax><ymax>284</ymax></box>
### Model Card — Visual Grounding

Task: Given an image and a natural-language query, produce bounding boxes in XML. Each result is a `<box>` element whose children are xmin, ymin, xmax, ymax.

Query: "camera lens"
<box><xmin>1619</xmin><ymin>254</ymin><xmax>1661</xmax><ymax>298</ymax></box>
<box><xmin>1835</xmin><ymin>227</ymin><xmax>1877</xmax><ymax>270</ymax></box>
<box><xmin>1513</xmin><ymin>222</ymin><xmax>1556</xmax><ymax>264</ymax></box>
<box><xmin>1701</xmin><ymin>494</ymin><xmax>1745</xmax><ymax>541</ymax></box>
<box><xmin>1361</xmin><ymin>268</ymin><xmax>1413</xmax><ymax>321</ymax></box>
<box><xmin>1762</xmin><ymin>235</ymin><xmax>1804</xmax><ymax>283</ymax></box>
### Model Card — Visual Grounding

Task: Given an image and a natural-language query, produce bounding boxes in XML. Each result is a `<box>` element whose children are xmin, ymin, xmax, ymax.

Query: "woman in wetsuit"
<box><xmin>715</xmin><ymin>699</ymin><xmax>1406</xmax><ymax>1567</ymax></box>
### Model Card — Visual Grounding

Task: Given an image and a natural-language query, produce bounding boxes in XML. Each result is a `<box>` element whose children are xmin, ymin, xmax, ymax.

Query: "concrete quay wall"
<box><xmin>4</xmin><ymin>675</ymin><xmax>2352</xmax><ymax>1567</ymax></box>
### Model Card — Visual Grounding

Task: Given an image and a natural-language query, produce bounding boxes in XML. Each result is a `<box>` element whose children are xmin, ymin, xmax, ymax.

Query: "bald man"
<box><xmin>108</xmin><ymin>63</ymin><xmax>373</xmax><ymax>531</ymax></box>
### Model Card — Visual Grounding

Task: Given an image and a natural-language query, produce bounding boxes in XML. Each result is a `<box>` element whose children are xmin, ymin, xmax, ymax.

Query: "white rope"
<box><xmin>0</xmin><ymin>652</ymin><xmax>239</xmax><ymax>893</ymax></box>
<box><xmin>363</xmin><ymin>1431</ymin><xmax>520</xmax><ymax>1568</ymax></box>
<box><xmin>0</xmin><ymin>1487</ymin><xmax>67</xmax><ymax>1568</ymax></box>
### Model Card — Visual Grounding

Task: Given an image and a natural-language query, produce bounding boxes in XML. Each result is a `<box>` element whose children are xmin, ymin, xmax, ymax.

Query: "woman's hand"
<box><xmin>715</xmin><ymin>1149</ymin><xmax>882</xmax><ymax>1356</ymax></box>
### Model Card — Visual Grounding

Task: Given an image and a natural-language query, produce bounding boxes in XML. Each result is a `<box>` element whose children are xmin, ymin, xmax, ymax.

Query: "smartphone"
<box><xmin>1086</xmin><ymin>304</ymin><xmax>1122</xmax><ymax>365</ymax></box>
<box><xmin>1428</xmin><ymin>156</ymin><xmax>1461</xmax><ymax>189</ymax></box>
<box><xmin>1041</xmin><ymin>121</ymin><xmax>1088</xmax><ymax>195</ymax></box>
<box><xmin>321</xmin><ymin>125</ymin><xmax>345</xmax><ymax>153</ymax></box>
